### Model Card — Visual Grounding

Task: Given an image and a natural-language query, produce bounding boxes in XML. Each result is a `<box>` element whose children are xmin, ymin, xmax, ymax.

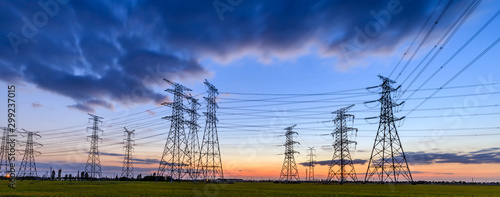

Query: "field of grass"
<box><xmin>0</xmin><ymin>181</ymin><xmax>499</xmax><ymax>196</ymax></box>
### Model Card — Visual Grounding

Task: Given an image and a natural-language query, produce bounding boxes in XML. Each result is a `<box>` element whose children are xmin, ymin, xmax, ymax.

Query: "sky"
<box><xmin>1</xmin><ymin>0</ymin><xmax>500</xmax><ymax>182</ymax></box>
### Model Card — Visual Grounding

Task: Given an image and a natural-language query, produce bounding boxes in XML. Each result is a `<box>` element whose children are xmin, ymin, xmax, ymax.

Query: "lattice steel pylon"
<box><xmin>327</xmin><ymin>104</ymin><xmax>358</xmax><ymax>184</ymax></box>
<box><xmin>0</xmin><ymin>127</ymin><xmax>9</xmax><ymax>176</ymax></box>
<box><xmin>365</xmin><ymin>75</ymin><xmax>413</xmax><ymax>183</ymax></box>
<box><xmin>158</xmin><ymin>79</ymin><xmax>192</xmax><ymax>181</ymax></box>
<box><xmin>307</xmin><ymin>147</ymin><xmax>315</xmax><ymax>181</ymax></box>
<box><xmin>17</xmin><ymin>129</ymin><xmax>42</xmax><ymax>178</ymax></box>
<box><xmin>122</xmin><ymin>127</ymin><xmax>135</xmax><ymax>179</ymax></box>
<box><xmin>198</xmin><ymin>79</ymin><xmax>224</xmax><ymax>181</ymax></box>
<box><xmin>186</xmin><ymin>95</ymin><xmax>201</xmax><ymax>180</ymax></box>
<box><xmin>85</xmin><ymin>113</ymin><xmax>103</xmax><ymax>179</ymax></box>
<box><xmin>279</xmin><ymin>124</ymin><xmax>300</xmax><ymax>182</ymax></box>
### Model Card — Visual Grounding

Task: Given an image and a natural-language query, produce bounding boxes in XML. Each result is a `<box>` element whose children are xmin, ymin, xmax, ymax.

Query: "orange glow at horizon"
<box><xmin>34</xmin><ymin>154</ymin><xmax>500</xmax><ymax>182</ymax></box>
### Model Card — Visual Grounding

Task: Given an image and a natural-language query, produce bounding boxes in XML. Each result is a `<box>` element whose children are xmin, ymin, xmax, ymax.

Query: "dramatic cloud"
<box><xmin>407</xmin><ymin>148</ymin><xmax>500</xmax><ymax>165</ymax></box>
<box><xmin>1</xmin><ymin>0</ymin><xmax>463</xmax><ymax>112</ymax></box>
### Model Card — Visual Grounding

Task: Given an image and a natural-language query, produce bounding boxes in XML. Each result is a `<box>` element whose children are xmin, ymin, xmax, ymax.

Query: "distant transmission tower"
<box><xmin>307</xmin><ymin>147</ymin><xmax>315</xmax><ymax>181</ymax></box>
<box><xmin>198</xmin><ymin>79</ymin><xmax>224</xmax><ymax>181</ymax></box>
<box><xmin>279</xmin><ymin>124</ymin><xmax>300</xmax><ymax>182</ymax></box>
<box><xmin>365</xmin><ymin>75</ymin><xmax>413</xmax><ymax>183</ymax></box>
<box><xmin>186</xmin><ymin>95</ymin><xmax>201</xmax><ymax>180</ymax></box>
<box><xmin>0</xmin><ymin>127</ymin><xmax>9</xmax><ymax>176</ymax></box>
<box><xmin>121</xmin><ymin>127</ymin><xmax>135</xmax><ymax>179</ymax></box>
<box><xmin>158</xmin><ymin>79</ymin><xmax>192</xmax><ymax>181</ymax></box>
<box><xmin>18</xmin><ymin>129</ymin><xmax>42</xmax><ymax>178</ymax></box>
<box><xmin>85</xmin><ymin>113</ymin><xmax>103</xmax><ymax>179</ymax></box>
<box><xmin>327</xmin><ymin>104</ymin><xmax>358</xmax><ymax>184</ymax></box>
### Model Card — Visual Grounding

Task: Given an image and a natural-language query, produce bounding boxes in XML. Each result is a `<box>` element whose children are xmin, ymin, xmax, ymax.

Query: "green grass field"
<box><xmin>0</xmin><ymin>181</ymin><xmax>499</xmax><ymax>196</ymax></box>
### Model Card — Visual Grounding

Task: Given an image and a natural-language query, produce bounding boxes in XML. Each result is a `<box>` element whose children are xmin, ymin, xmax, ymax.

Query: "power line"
<box><xmin>393</xmin><ymin>0</ymin><xmax>454</xmax><ymax>81</ymax></box>
<box><xmin>405</xmin><ymin>27</ymin><xmax>500</xmax><ymax>117</ymax></box>
<box><xmin>400</xmin><ymin>0</ymin><xmax>481</xmax><ymax>91</ymax></box>
<box><xmin>389</xmin><ymin>0</ymin><xmax>443</xmax><ymax>78</ymax></box>
<box><xmin>401</xmin><ymin>8</ymin><xmax>500</xmax><ymax>104</ymax></box>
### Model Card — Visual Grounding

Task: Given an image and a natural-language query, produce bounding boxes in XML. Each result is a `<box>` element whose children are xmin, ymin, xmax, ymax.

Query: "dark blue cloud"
<box><xmin>100</xmin><ymin>152</ymin><xmax>170</xmax><ymax>165</ymax></box>
<box><xmin>407</xmin><ymin>148</ymin><xmax>500</xmax><ymax>164</ymax></box>
<box><xmin>0</xmin><ymin>0</ymin><xmax>462</xmax><ymax>112</ymax></box>
<box><xmin>301</xmin><ymin>148</ymin><xmax>500</xmax><ymax>167</ymax></box>
<box><xmin>300</xmin><ymin>159</ymin><xmax>367</xmax><ymax>167</ymax></box>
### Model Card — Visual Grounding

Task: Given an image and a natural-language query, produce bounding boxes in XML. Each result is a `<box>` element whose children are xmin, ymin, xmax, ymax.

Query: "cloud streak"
<box><xmin>407</xmin><ymin>148</ymin><xmax>500</xmax><ymax>165</ymax></box>
<box><xmin>99</xmin><ymin>152</ymin><xmax>160</xmax><ymax>165</ymax></box>
<box><xmin>299</xmin><ymin>159</ymin><xmax>367</xmax><ymax>167</ymax></box>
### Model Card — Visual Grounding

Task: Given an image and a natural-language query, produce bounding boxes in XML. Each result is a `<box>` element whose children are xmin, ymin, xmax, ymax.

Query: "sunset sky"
<box><xmin>1</xmin><ymin>0</ymin><xmax>500</xmax><ymax>182</ymax></box>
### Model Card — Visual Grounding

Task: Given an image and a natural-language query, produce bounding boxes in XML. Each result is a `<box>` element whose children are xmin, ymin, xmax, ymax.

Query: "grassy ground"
<box><xmin>0</xmin><ymin>181</ymin><xmax>499</xmax><ymax>196</ymax></box>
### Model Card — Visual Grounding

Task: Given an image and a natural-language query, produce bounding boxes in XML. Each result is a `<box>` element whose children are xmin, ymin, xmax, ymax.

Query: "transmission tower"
<box><xmin>365</xmin><ymin>75</ymin><xmax>413</xmax><ymax>183</ymax></box>
<box><xmin>0</xmin><ymin>127</ymin><xmax>9</xmax><ymax>176</ymax></box>
<box><xmin>85</xmin><ymin>113</ymin><xmax>103</xmax><ymax>179</ymax></box>
<box><xmin>327</xmin><ymin>104</ymin><xmax>358</xmax><ymax>184</ymax></box>
<box><xmin>307</xmin><ymin>147</ymin><xmax>315</xmax><ymax>181</ymax></box>
<box><xmin>279</xmin><ymin>124</ymin><xmax>300</xmax><ymax>182</ymax></box>
<box><xmin>186</xmin><ymin>95</ymin><xmax>201</xmax><ymax>180</ymax></box>
<box><xmin>158</xmin><ymin>79</ymin><xmax>192</xmax><ymax>181</ymax></box>
<box><xmin>198</xmin><ymin>79</ymin><xmax>224</xmax><ymax>181</ymax></box>
<box><xmin>17</xmin><ymin>129</ymin><xmax>42</xmax><ymax>178</ymax></box>
<box><xmin>121</xmin><ymin>127</ymin><xmax>135</xmax><ymax>179</ymax></box>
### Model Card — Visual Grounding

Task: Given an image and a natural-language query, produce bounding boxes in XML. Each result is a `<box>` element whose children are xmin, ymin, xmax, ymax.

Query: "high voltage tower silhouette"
<box><xmin>17</xmin><ymin>129</ymin><xmax>42</xmax><ymax>178</ymax></box>
<box><xmin>122</xmin><ymin>127</ymin><xmax>135</xmax><ymax>179</ymax></box>
<box><xmin>327</xmin><ymin>104</ymin><xmax>358</xmax><ymax>184</ymax></box>
<box><xmin>279</xmin><ymin>124</ymin><xmax>300</xmax><ymax>182</ymax></box>
<box><xmin>365</xmin><ymin>75</ymin><xmax>413</xmax><ymax>183</ymax></box>
<box><xmin>158</xmin><ymin>79</ymin><xmax>192</xmax><ymax>181</ymax></box>
<box><xmin>198</xmin><ymin>79</ymin><xmax>224</xmax><ymax>181</ymax></box>
<box><xmin>186</xmin><ymin>95</ymin><xmax>201</xmax><ymax>180</ymax></box>
<box><xmin>86</xmin><ymin>113</ymin><xmax>103</xmax><ymax>179</ymax></box>
<box><xmin>0</xmin><ymin>127</ymin><xmax>9</xmax><ymax>176</ymax></box>
<box><xmin>307</xmin><ymin>147</ymin><xmax>315</xmax><ymax>181</ymax></box>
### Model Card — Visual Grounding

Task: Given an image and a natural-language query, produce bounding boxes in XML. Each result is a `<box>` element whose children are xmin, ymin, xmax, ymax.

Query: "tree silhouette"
<box><xmin>51</xmin><ymin>170</ymin><xmax>56</xmax><ymax>181</ymax></box>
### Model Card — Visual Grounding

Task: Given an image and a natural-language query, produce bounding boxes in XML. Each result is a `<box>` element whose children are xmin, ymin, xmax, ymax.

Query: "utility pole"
<box><xmin>365</xmin><ymin>75</ymin><xmax>413</xmax><ymax>183</ymax></box>
<box><xmin>0</xmin><ymin>127</ymin><xmax>9</xmax><ymax>176</ymax></box>
<box><xmin>158</xmin><ymin>79</ymin><xmax>192</xmax><ymax>181</ymax></box>
<box><xmin>327</xmin><ymin>104</ymin><xmax>358</xmax><ymax>184</ymax></box>
<box><xmin>198</xmin><ymin>79</ymin><xmax>224</xmax><ymax>181</ymax></box>
<box><xmin>279</xmin><ymin>124</ymin><xmax>300</xmax><ymax>182</ymax></box>
<box><xmin>307</xmin><ymin>147</ymin><xmax>315</xmax><ymax>181</ymax></box>
<box><xmin>186</xmin><ymin>95</ymin><xmax>201</xmax><ymax>180</ymax></box>
<box><xmin>17</xmin><ymin>129</ymin><xmax>42</xmax><ymax>178</ymax></box>
<box><xmin>121</xmin><ymin>127</ymin><xmax>135</xmax><ymax>179</ymax></box>
<box><xmin>85</xmin><ymin>113</ymin><xmax>103</xmax><ymax>179</ymax></box>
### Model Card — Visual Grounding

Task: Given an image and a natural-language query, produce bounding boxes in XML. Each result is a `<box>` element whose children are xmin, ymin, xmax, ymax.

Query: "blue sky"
<box><xmin>1</xmin><ymin>0</ymin><xmax>500</xmax><ymax>181</ymax></box>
